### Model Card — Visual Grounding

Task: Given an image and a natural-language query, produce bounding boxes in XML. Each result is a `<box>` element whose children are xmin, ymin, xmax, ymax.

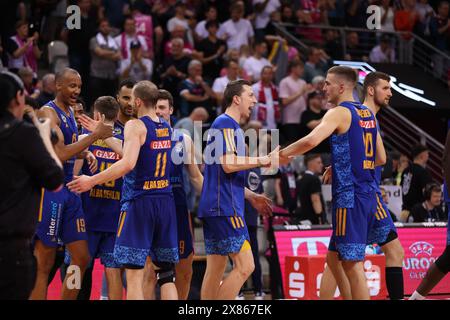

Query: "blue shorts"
<box><xmin>35</xmin><ymin>187</ymin><xmax>88</xmax><ymax>247</ymax></box>
<box><xmin>329</xmin><ymin>192</ymin><xmax>377</xmax><ymax>261</ymax></box>
<box><xmin>114</xmin><ymin>194</ymin><xmax>179</xmax><ymax>268</ymax></box>
<box><xmin>367</xmin><ymin>193</ymin><xmax>398</xmax><ymax>246</ymax></box>
<box><xmin>202</xmin><ymin>215</ymin><xmax>250</xmax><ymax>256</ymax></box>
<box><xmin>176</xmin><ymin>205</ymin><xmax>194</xmax><ymax>259</ymax></box>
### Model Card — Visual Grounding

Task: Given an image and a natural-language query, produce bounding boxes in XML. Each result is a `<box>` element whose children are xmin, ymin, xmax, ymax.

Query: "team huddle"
<box><xmin>29</xmin><ymin>64</ymin><xmax>445</xmax><ymax>300</ymax></box>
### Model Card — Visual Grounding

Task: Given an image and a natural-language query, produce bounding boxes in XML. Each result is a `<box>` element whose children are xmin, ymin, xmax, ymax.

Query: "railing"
<box><xmin>378</xmin><ymin>106</ymin><xmax>444</xmax><ymax>182</ymax></box>
<box><xmin>272</xmin><ymin>22</ymin><xmax>450</xmax><ymax>86</ymax></box>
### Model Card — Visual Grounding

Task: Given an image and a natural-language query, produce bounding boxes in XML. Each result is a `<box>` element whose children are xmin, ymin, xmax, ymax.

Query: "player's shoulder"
<box><xmin>211</xmin><ymin>114</ymin><xmax>238</xmax><ymax>129</ymax></box>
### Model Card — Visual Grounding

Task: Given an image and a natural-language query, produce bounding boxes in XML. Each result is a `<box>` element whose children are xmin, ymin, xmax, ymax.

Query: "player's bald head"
<box><xmin>132</xmin><ymin>80</ymin><xmax>158</xmax><ymax>108</ymax></box>
<box><xmin>55</xmin><ymin>68</ymin><xmax>81</xmax><ymax>84</ymax></box>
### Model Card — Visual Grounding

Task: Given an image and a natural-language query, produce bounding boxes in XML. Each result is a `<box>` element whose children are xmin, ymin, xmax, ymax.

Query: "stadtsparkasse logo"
<box><xmin>404</xmin><ymin>241</ymin><xmax>436</xmax><ymax>280</ymax></box>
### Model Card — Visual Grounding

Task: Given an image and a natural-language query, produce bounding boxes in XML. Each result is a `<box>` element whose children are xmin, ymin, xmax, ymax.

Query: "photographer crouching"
<box><xmin>0</xmin><ymin>71</ymin><xmax>64</xmax><ymax>299</ymax></box>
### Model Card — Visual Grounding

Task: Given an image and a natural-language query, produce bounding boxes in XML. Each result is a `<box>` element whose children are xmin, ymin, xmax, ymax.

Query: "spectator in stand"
<box><xmin>18</xmin><ymin>67</ymin><xmax>39</xmax><ymax>99</ymax></box>
<box><xmin>114</xmin><ymin>16</ymin><xmax>149</xmax><ymax>61</ymax></box>
<box><xmin>345</xmin><ymin>0</ymin><xmax>370</xmax><ymax>28</ymax></box>
<box><xmin>394</xmin><ymin>0</ymin><xmax>420</xmax><ymax>39</ymax></box>
<box><xmin>253</xmin><ymin>0</ymin><xmax>281</xmax><ymax>41</ymax></box>
<box><xmin>151</xmin><ymin>0</ymin><xmax>178</xmax><ymax>33</ymax></box>
<box><xmin>89</xmin><ymin>19</ymin><xmax>121</xmax><ymax>107</ymax></box>
<box><xmin>296</xmin><ymin>153</ymin><xmax>327</xmax><ymax>225</ymax></box>
<box><xmin>251</xmin><ymin>66</ymin><xmax>280</xmax><ymax>130</ymax></box>
<box><xmin>196</xmin><ymin>20</ymin><xmax>227</xmax><ymax>84</ymax></box>
<box><xmin>303</xmin><ymin>47</ymin><xmax>330</xmax><ymax>83</ymax></box>
<box><xmin>429</xmin><ymin>1</ymin><xmax>450</xmax><ymax>52</ymax></box>
<box><xmin>401</xmin><ymin>144</ymin><xmax>434</xmax><ymax>220</ymax></box>
<box><xmin>178</xmin><ymin>60</ymin><xmax>215</xmax><ymax>118</ymax></box>
<box><xmin>100</xmin><ymin>0</ymin><xmax>131</xmax><ymax>30</ymax></box>
<box><xmin>274</xmin><ymin>156</ymin><xmax>298</xmax><ymax>216</ymax></box>
<box><xmin>119</xmin><ymin>40</ymin><xmax>153</xmax><ymax>82</ymax></box>
<box><xmin>345</xmin><ymin>31</ymin><xmax>368</xmax><ymax>62</ymax></box>
<box><xmin>174</xmin><ymin>106</ymin><xmax>210</xmax><ymax>139</ymax></box>
<box><xmin>415</xmin><ymin>0</ymin><xmax>435</xmax><ymax>37</ymax></box>
<box><xmin>212</xmin><ymin>59</ymin><xmax>240</xmax><ymax>110</ymax></box>
<box><xmin>74</xmin><ymin>97</ymin><xmax>86</xmax><ymax>135</ymax></box>
<box><xmin>279</xmin><ymin>60</ymin><xmax>313</xmax><ymax>143</ymax></box>
<box><xmin>164</xmin><ymin>24</ymin><xmax>195</xmax><ymax>56</ymax></box>
<box><xmin>380</xmin><ymin>187</ymin><xmax>398</xmax><ymax>222</ymax></box>
<box><xmin>393</xmin><ymin>152</ymin><xmax>410</xmax><ymax>186</ymax></box>
<box><xmin>380</xmin><ymin>0</ymin><xmax>396</xmax><ymax>33</ymax></box>
<box><xmin>295</xmin><ymin>0</ymin><xmax>328</xmax><ymax>43</ymax></box>
<box><xmin>6</xmin><ymin>20</ymin><xmax>41</xmax><ymax>75</ymax></box>
<box><xmin>299</xmin><ymin>91</ymin><xmax>330</xmax><ymax>154</ymax></box>
<box><xmin>281</xmin><ymin>3</ymin><xmax>297</xmax><ymax>34</ymax></box>
<box><xmin>194</xmin><ymin>5</ymin><xmax>219</xmax><ymax>41</ymax></box>
<box><xmin>161</xmin><ymin>37</ymin><xmax>192</xmax><ymax>111</ymax></box>
<box><xmin>66</xmin><ymin>0</ymin><xmax>99</xmax><ymax>104</ymax></box>
<box><xmin>243</xmin><ymin>40</ymin><xmax>273</xmax><ymax>83</ymax></box>
<box><xmin>325</xmin><ymin>0</ymin><xmax>346</xmax><ymax>26</ymax></box>
<box><xmin>408</xmin><ymin>183</ymin><xmax>446</xmax><ymax>222</ymax></box>
<box><xmin>167</xmin><ymin>1</ymin><xmax>194</xmax><ymax>47</ymax></box>
<box><xmin>217</xmin><ymin>1</ymin><xmax>255</xmax><ymax>50</ymax></box>
<box><xmin>132</xmin><ymin>2</ymin><xmax>163</xmax><ymax>60</ymax></box>
<box><xmin>323</xmin><ymin>29</ymin><xmax>344</xmax><ymax>60</ymax></box>
<box><xmin>369</xmin><ymin>34</ymin><xmax>396</xmax><ymax>63</ymax></box>
<box><xmin>35</xmin><ymin>73</ymin><xmax>55</xmax><ymax>107</ymax></box>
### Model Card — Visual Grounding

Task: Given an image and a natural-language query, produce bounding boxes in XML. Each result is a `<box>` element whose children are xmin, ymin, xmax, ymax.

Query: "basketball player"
<box><xmin>68</xmin><ymin>81</ymin><xmax>179</xmax><ymax>300</ymax></box>
<box><xmin>320</xmin><ymin>71</ymin><xmax>405</xmax><ymax>300</ymax></box>
<box><xmin>409</xmin><ymin>128</ymin><xmax>450</xmax><ymax>300</ymax></box>
<box><xmin>199</xmin><ymin>79</ymin><xmax>276</xmax><ymax>300</ymax></box>
<box><xmin>30</xmin><ymin>68</ymin><xmax>113</xmax><ymax>300</ymax></box>
<box><xmin>280</xmin><ymin>66</ymin><xmax>387</xmax><ymax>300</ymax></box>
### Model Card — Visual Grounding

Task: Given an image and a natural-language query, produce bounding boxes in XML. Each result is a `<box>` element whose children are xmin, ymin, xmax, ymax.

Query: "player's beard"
<box><xmin>374</xmin><ymin>94</ymin><xmax>389</xmax><ymax>109</ymax></box>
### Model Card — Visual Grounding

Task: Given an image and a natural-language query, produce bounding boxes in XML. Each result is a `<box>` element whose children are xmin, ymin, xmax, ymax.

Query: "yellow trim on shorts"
<box><xmin>230</xmin><ymin>216</ymin><xmax>237</xmax><ymax>229</ymax></box>
<box><xmin>376</xmin><ymin>196</ymin><xmax>388</xmax><ymax>219</ymax></box>
<box><xmin>38</xmin><ymin>188</ymin><xmax>45</xmax><ymax>222</ymax></box>
<box><xmin>342</xmin><ymin>208</ymin><xmax>346</xmax><ymax>236</ymax></box>
<box><xmin>117</xmin><ymin>211</ymin><xmax>126</xmax><ymax>237</ymax></box>
<box><xmin>240</xmin><ymin>240</ymin><xmax>251</xmax><ymax>252</ymax></box>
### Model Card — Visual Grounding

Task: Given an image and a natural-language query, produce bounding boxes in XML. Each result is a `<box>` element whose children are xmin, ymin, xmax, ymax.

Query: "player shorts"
<box><xmin>114</xmin><ymin>194</ymin><xmax>179</xmax><ymax>268</ymax></box>
<box><xmin>176</xmin><ymin>205</ymin><xmax>194</xmax><ymax>259</ymax></box>
<box><xmin>328</xmin><ymin>191</ymin><xmax>377</xmax><ymax>261</ymax></box>
<box><xmin>35</xmin><ymin>187</ymin><xmax>88</xmax><ymax>248</ymax></box>
<box><xmin>367</xmin><ymin>193</ymin><xmax>398</xmax><ymax>246</ymax></box>
<box><xmin>202</xmin><ymin>215</ymin><xmax>250</xmax><ymax>256</ymax></box>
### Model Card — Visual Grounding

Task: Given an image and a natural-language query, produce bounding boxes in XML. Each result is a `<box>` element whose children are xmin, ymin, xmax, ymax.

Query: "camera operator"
<box><xmin>0</xmin><ymin>71</ymin><xmax>64</xmax><ymax>300</ymax></box>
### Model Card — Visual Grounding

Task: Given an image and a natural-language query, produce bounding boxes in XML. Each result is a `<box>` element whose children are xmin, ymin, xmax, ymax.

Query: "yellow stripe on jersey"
<box><xmin>375</xmin><ymin>208</ymin><xmax>381</xmax><ymax>220</ymax></box>
<box><xmin>161</xmin><ymin>152</ymin><xmax>167</xmax><ymax>177</ymax></box>
<box><xmin>155</xmin><ymin>153</ymin><xmax>162</xmax><ymax>177</ymax></box>
<box><xmin>38</xmin><ymin>188</ymin><xmax>45</xmax><ymax>222</ymax></box>
<box><xmin>117</xmin><ymin>212</ymin><xmax>126</xmax><ymax>237</ymax></box>
<box><xmin>239</xmin><ymin>217</ymin><xmax>244</xmax><ymax>228</ymax></box>
<box><xmin>226</xmin><ymin>128</ymin><xmax>236</xmax><ymax>152</ymax></box>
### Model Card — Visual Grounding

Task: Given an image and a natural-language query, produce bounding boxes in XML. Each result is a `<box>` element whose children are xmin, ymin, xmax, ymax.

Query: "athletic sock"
<box><xmin>386</xmin><ymin>267</ymin><xmax>404</xmax><ymax>300</ymax></box>
<box><xmin>409</xmin><ymin>290</ymin><xmax>426</xmax><ymax>300</ymax></box>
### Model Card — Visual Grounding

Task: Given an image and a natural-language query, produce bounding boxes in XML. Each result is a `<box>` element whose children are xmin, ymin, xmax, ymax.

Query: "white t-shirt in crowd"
<box><xmin>217</xmin><ymin>18</ymin><xmax>254</xmax><ymax>50</ymax></box>
<box><xmin>278</xmin><ymin>75</ymin><xmax>307</xmax><ymax>124</ymax></box>
<box><xmin>212</xmin><ymin>76</ymin><xmax>239</xmax><ymax>94</ymax></box>
<box><xmin>242</xmin><ymin>56</ymin><xmax>271</xmax><ymax>82</ymax></box>
<box><xmin>253</xmin><ymin>0</ymin><xmax>281</xmax><ymax>29</ymax></box>
<box><xmin>251</xmin><ymin>81</ymin><xmax>277</xmax><ymax>130</ymax></box>
<box><xmin>195</xmin><ymin>20</ymin><xmax>220</xmax><ymax>40</ymax></box>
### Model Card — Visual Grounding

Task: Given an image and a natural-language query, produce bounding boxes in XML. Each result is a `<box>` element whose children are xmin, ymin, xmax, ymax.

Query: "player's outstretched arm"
<box><xmin>220</xmin><ymin>146</ymin><xmax>280</xmax><ymax>174</ymax></box>
<box><xmin>375</xmin><ymin>131</ymin><xmax>387</xmax><ymax>167</ymax></box>
<box><xmin>184</xmin><ymin>134</ymin><xmax>204</xmax><ymax>194</ymax></box>
<box><xmin>38</xmin><ymin>106</ymin><xmax>113</xmax><ymax>162</ymax></box>
<box><xmin>280</xmin><ymin>107</ymin><xmax>346</xmax><ymax>158</ymax></box>
<box><xmin>67</xmin><ymin>120</ymin><xmax>145</xmax><ymax>193</ymax></box>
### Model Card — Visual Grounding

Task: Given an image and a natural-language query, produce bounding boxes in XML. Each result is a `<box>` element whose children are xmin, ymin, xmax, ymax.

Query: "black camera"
<box><xmin>23</xmin><ymin>113</ymin><xmax>59</xmax><ymax>145</ymax></box>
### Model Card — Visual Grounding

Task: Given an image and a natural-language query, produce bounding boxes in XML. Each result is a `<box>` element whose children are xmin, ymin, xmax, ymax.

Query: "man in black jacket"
<box><xmin>0</xmin><ymin>71</ymin><xmax>64</xmax><ymax>300</ymax></box>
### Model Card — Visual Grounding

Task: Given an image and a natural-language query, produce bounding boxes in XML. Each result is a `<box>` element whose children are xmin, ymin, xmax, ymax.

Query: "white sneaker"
<box><xmin>99</xmin><ymin>295</ymin><xmax>109</xmax><ymax>300</ymax></box>
<box><xmin>235</xmin><ymin>292</ymin><xmax>245</xmax><ymax>300</ymax></box>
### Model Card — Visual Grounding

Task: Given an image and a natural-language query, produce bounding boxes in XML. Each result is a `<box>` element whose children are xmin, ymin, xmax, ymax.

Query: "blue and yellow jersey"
<box><xmin>170</xmin><ymin>129</ymin><xmax>187</xmax><ymax>207</ymax></box>
<box><xmin>198</xmin><ymin>114</ymin><xmax>246</xmax><ymax>218</ymax></box>
<box><xmin>331</xmin><ymin>101</ymin><xmax>378</xmax><ymax>208</ymax></box>
<box><xmin>47</xmin><ymin>100</ymin><xmax>78</xmax><ymax>183</ymax></box>
<box><xmin>130</xmin><ymin>116</ymin><xmax>173</xmax><ymax>199</ymax></box>
<box><xmin>81</xmin><ymin>123</ymin><xmax>124</xmax><ymax>232</ymax></box>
